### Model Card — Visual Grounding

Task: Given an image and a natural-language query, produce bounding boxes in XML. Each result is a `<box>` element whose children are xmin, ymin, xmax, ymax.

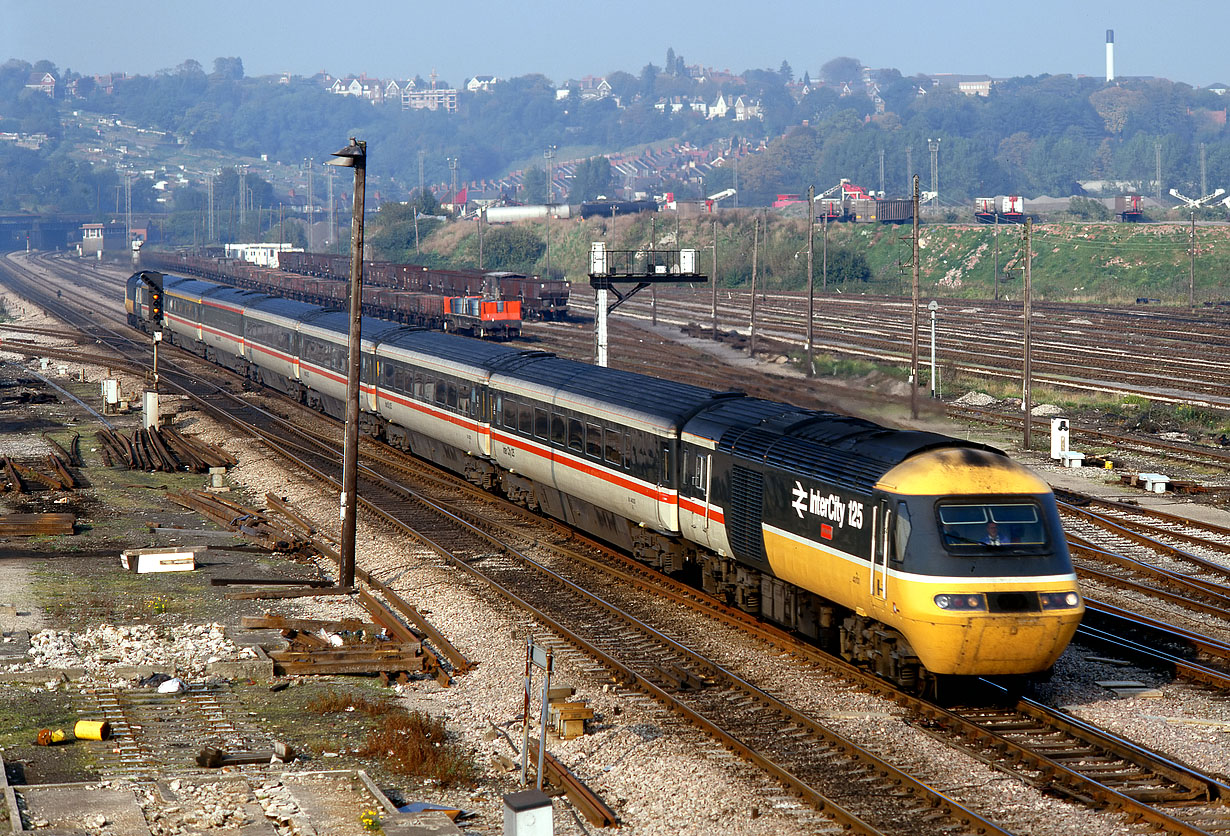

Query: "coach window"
<box><xmin>494</xmin><ymin>395</ymin><xmax>503</xmax><ymax>426</ymax></box>
<box><xmin>534</xmin><ymin>407</ymin><xmax>549</xmax><ymax>439</ymax></box>
<box><xmin>434</xmin><ymin>379</ymin><xmax>446</xmax><ymax>406</ymax></box>
<box><xmin>604</xmin><ymin>428</ymin><xmax>623</xmax><ymax>466</ymax></box>
<box><xmin>691</xmin><ymin>452</ymin><xmax>707</xmax><ymax>489</ymax></box>
<box><xmin>519</xmin><ymin>403</ymin><xmax>533</xmax><ymax>435</ymax></box>
<box><xmin>504</xmin><ymin>400</ymin><xmax>518</xmax><ymax>430</ymax></box>
<box><xmin>421</xmin><ymin>377</ymin><xmax>435</xmax><ymax>403</ymax></box>
<box><xmin>446</xmin><ymin>383</ymin><xmax>458</xmax><ymax>410</ymax></box>
<box><xmin>586</xmin><ymin>424</ymin><xmax>603</xmax><ymax>459</ymax></box>
<box><xmin>567</xmin><ymin>418</ymin><xmax>583</xmax><ymax>452</ymax></box>
<box><xmin>551</xmin><ymin>413</ymin><xmax>565</xmax><ymax>446</ymax></box>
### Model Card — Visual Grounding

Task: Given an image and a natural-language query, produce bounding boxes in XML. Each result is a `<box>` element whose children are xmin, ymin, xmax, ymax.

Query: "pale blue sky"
<box><xmin>8</xmin><ymin>1</ymin><xmax>1230</xmax><ymax>88</ymax></box>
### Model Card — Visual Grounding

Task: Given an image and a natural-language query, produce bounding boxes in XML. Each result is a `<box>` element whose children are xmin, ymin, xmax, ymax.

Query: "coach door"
<box><xmin>686</xmin><ymin>449</ymin><xmax>712</xmax><ymax>548</ymax></box>
<box><xmin>870</xmin><ymin>500</ymin><xmax>891</xmax><ymax>605</ymax></box>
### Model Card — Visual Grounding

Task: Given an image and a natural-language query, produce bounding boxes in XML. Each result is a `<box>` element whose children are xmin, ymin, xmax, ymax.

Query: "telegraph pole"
<box><xmin>1189</xmin><ymin>212</ymin><xmax>1196</xmax><ymax>308</ymax></box>
<box><xmin>910</xmin><ymin>175</ymin><xmax>920</xmax><ymax>420</ymax></box>
<box><xmin>749</xmin><ymin>217</ymin><xmax>759</xmax><ymax>356</ymax></box>
<box><xmin>711</xmin><ymin>220</ymin><xmax>718</xmax><ymax>339</ymax></box>
<box><xmin>993</xmin><ymin>215</ymin><xmax>1000</xmax><ymax>301</ymax></box>
<box><xmin>1023</xmin><ymin>218</ymin><xmax>1034</xmax><ymax>451</ymax></box>
<box><xmin>1155</xmin><ymin>141</ymin><xmax>1162</xmax><ymax>202</ymax></box>
<box><xmin>1200</xmin><ymin>143</ymin><xmax>1208</xmax><ymax>198</ymax></box>
<box><xmin>822</xmin><ymin>213</ymin><xmax>829</xmax><ymax>291</ymax></box>
<box><xmin>806</xmin><ymin>184</ymin><xmax>815</xmax><ymax>377</ymax></box>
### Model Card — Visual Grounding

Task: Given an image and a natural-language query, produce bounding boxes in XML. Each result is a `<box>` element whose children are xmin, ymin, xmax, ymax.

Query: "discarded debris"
<box><xmin>195</xmin><ymin>742</ymin><xmax>295</xmax><ymax>768</ymax></box>
<box><xmin>95</xmin><ymin>427</ymin><xmax>236</xmax><ymax>473</ymax></box>
<box><xmin>120</xmin><ymin>546</ymin><xmax>203</xmax><ymax>573</ymax></box>
<box><xmin>0</xmin><ymin>513</ymin><xmax>75</xmax><ymax>536</ymax></box>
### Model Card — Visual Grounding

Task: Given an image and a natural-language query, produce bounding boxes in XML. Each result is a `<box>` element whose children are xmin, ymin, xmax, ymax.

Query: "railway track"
<box><xmin>567</xmin><ymin>285</ymin><xmax>1230</xmax><ymax>408</ymax></box>
<box><xmin>8</xmin><ymin>252</ymin><xmax>1230</xmax><ymax>833</ymax></box>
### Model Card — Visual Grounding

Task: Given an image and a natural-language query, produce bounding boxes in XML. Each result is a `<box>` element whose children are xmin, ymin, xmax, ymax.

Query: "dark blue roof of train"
<box><xmin>248</xmin><ymin>296</ymin><xmax>322</xmax><ymax>319</ymax></box>
<box><xmin>499</xmin><ymin>355</ymin><xmax>729</xmax><ymax>424</ymax></box>
<box><xmin>201</xmin><ymin>286</ymin><xmax>269</xmax><ymax>307</ymax></box>
<box><xmin>376</xmin><ymin>329</ymin><xmax>534</xmax><ymax>367</ymax></box>
<box><xmin>688</xmin><ymin>396</ymin><xmax>998</xmax><ymax>493</ymax></box>
<box><xmin>159</xmin><ymin>274</ymin><xmax>220</xmax><ymax>296</ymax></box>
<box><xmin>297</xmin><ymin>309</ymin><xmax>405</xmax><ymax>342</ymax></box>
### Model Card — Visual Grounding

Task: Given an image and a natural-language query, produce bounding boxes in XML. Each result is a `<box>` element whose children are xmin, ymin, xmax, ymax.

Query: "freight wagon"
<box><xmin>276</xmin><ymin>252</ymin><xmax>568</xmax><ymax>321</ymax></box>
<box><xmin>140</xmin><ymin>251</ymin><xmax>521</xmax><ymax>339</ymax></box>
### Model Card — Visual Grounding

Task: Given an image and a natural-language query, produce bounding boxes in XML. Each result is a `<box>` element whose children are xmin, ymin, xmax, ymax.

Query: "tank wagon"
<box><xmin>127</xmin><ymin>270</ymin><xmax>1082</xmax><ymax>693</ymax></box>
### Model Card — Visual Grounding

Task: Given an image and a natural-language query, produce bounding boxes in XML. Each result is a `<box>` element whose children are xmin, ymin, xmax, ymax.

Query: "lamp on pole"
<box><xmin>446</xmin><ymin>156</ymin><xmax>459</xmax><ymax>213</ymax></box>
<box><xmin>326</xmin><ymin>137</ymin><xmax>366</xmax><ymax>591</ymax></box>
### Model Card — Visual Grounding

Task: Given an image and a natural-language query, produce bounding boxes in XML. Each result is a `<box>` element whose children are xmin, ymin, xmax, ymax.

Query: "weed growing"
<box><xmin>306</xmin><ymin>688</ymin><xmax>478</xmax><ymax>788</ymax></box>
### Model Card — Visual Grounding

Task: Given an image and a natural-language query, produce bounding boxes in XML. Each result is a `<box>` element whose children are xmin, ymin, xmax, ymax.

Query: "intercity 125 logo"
<box><xmin>792</xmin><ymin>481</ymin><xmax>864</xmax><ymax>539</ymax></box>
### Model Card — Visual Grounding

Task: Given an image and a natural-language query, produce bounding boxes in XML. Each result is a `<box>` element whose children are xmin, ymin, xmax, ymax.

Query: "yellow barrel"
<box><xmin>74</xmin><ymin>720</ymin><xmax>111</xmax><ymax>741</ymax></box>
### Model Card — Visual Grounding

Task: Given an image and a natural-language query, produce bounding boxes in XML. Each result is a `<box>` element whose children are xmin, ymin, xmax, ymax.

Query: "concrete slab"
<box><xmin>17</xmin><ymin>781</ymin><xmax>152</xmax><ymax>834</ymax></box>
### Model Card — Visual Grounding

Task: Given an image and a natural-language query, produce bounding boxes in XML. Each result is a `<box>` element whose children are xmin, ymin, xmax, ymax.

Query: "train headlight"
<box><xmin>1039</xmin><ymin>591</ymin><xmax>1081</xmax><ymax>609</ymax></box>
<box><xmin>934</xmin><ymin>593</ymin><xmax>986</xmax><ymax>611</ymax></box>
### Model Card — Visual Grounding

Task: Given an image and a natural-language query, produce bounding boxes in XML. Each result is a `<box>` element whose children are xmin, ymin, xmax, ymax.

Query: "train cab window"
<box><xmin>586</xmin><ymin>424</ymin><xmax>603</xmax><ymax>459</ymax></box>
<box><xmin>938</xmin><ymin>503</ymin><xmax>1047</xmax><ymax>552</ymax></box>
<box><xmin>551</xmin><ymin>413</ymin><xmax>565</xmax><ymax>446</ymax></box>
<box><xmin>604</xmin><ymin>429</ymin><xmax>624</xmax><ymax>466</ymax></box>
<box><xmin>892</xmin><ymin>503</ymin><xmax>911</xmax><ymax>564</ymax></box>
<box><xmin>534</xmin><ymin>408</ymin><xmax>549</xmax><ymax>439</ymax></box>
<box><xmin>519</xmin><ymin>404</ymin><xmax>533</xmax><ymax>435</ymax></box>
<box><xmin>567</xmin><ymin>419</ymin><xmax>584</xmax><ymax>452</ymax></box>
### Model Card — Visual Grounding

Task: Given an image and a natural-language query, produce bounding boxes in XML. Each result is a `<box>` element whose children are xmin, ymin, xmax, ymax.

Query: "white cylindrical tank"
<box><xmin>485</xmin><ymin>204</ymin><xmax>572</xmax><ymax>224</ymax></box>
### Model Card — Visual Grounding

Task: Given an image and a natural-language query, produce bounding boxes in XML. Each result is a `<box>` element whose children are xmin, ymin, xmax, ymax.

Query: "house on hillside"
<box><xmin>708</xmin><ymin>93</ymin><xmax>731</xmax><ymax>119</ymax></box>
<box><xmin>329</xmin><ymin>74</ymin><xmax>384</xmax><ymax>103</ymax></box>
<box><xmin>929</xmin><ymin>74</ymin><xmax>993</xmax><ymax>96</ymax></box>
<box><xmin>732</xmin><ymin>96</ymin><xmax>762</xmax><ymax>121</ymax></box>
<box><xmin>25</xmin><ymin>72</ymin><xmax>56</xmax><ymax>98</ymax></box>
<box><xmin>466</xmin><ymin>75</ymin><xmax>498</xmax><ymax>92</ymax></box>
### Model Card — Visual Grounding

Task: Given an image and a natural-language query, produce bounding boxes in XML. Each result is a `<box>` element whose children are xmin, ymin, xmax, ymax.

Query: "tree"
<box><xmin>570</xmin><ymin>156</ymin><xmax>612</xmax><ymax>202</ymax></box>
<box><xmin>483</xmin><ymin>226</ymin><xmax>545</xmax><ymax>272</ymax></box>
<box><xmin>820</xmin><ymin>56</ymin><xmax>861</xmax><ymax>84</ymax></box>
<box><xmin>639</xmin><ymin>63</ymin><xmax>660</xmax><ymax>98</ymax></box>
<box><xmin>522</xmin><ymin>165</ymin><xmax>548</xmax><ymax>204</ymax></box>
<box><xmin>666</xmin><ymin>48</ymin><xmax>677</xmax><ymax>75</ymax></box>
<box><xmin>212</xmin><ymin>57</ymin><xmax>244</xmax><ymax>80</ymax></box>
<box><xmin>779</xmin><ymin>60</ymin><xmax>794</xmax><ymax>83</ymax></box>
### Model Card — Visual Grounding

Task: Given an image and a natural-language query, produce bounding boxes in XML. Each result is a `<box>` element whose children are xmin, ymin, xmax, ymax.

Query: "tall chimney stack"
<box><xmin>1106</xmin><ymin>29</ymin><xmax>1115</xmax><ymax>82</ymax></box>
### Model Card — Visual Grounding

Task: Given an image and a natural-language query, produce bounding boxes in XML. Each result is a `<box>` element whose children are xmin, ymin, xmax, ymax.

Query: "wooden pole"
<box><xmin>1023</xmin><ymin>217</ymin><xmax>1033</xmax><ymax>451</ymax></box>
<box><xmin>806</xmin><ymin>185</ymin><xmax>815</xmax><ymax>377</ymax></box>
<box><xmin>749</xmin><ymin>218</ymin><xmax>759</xmax><ymax>357</ymax></box>
<box><xmin>910</xmin><ymin>175</ymin><xmax>920</xmax><ymax>420</ymax></box>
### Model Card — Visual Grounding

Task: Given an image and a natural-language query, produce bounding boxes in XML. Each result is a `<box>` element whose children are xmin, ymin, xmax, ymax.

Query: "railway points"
<box><xmin>1</xmin><ymin>250</ymin><xmax>1230</xmax><ymax>835</ymax></box>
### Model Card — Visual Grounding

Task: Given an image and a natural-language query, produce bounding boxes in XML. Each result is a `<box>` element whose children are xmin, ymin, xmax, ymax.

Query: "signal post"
<box><xmin>588</xmin><ymin>243</ymin><xmax>706</xmax><ymax>367</ymax></box>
